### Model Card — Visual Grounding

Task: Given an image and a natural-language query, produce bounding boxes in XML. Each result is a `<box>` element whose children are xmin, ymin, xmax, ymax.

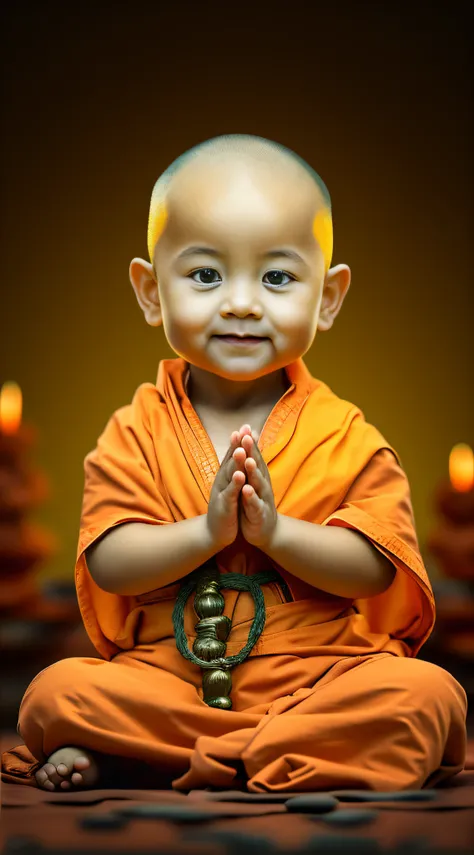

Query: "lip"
<box><xmin>214</xmin><ymin>335</ymin><xmax>268</xmax><ymax>346</ymax></box>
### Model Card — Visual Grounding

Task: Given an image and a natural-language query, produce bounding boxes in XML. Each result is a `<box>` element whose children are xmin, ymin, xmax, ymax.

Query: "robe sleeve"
<box><xmin>75</xmin><ymin>384</ymin><xmax>174</xmax><ymax>659</ymax></box>
<box><xmin>78</xmin><ymin>385</ymin><xmax>173</xmax><ymax>553</ymax></box>
<box><xmin>322</xmin><ymin>448</ymin><xmax>436</xmax><ymax>657</ymax></box>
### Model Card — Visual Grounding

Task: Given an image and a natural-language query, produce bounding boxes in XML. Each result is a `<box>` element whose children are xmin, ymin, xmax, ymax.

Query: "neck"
<box><xmin>186</xmin><ymin>365</ymin><xmax>290</xmax><ymax>413</ymax></box>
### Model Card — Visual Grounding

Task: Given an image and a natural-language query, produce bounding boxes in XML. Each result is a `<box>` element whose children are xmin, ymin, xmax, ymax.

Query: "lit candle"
<box><xmin>449</xmin><ymin>443</ymin><xmax>474</xmax><ymax>493</ymax></box>
<box><xmin>0</xmin><ymin>382</ymin><xmax>22</xmax><ymax>435</ymax></box>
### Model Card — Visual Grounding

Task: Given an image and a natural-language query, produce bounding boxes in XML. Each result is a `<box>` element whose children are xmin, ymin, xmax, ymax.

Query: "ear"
<box><xmin>129</xmin><ymin>258</ymin><xmax>163</xmax><ymax>327</ymax></box>
<box><xmin>317</xmin><ymin>264</ymin><xmax>351</xmax><ymax>332</ymax></box>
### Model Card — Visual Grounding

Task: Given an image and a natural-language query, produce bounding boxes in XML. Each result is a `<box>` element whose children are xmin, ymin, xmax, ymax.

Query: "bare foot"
<box><xmin>35</xmin><ymin>746</ymin><xmax>99</xmax><ymax>791</ymax></box>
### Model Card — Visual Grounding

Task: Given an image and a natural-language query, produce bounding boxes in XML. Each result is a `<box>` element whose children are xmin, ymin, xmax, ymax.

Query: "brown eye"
<box><xmin>264</xmin><ymin>270</ymin><xmax>294</xmax><ymax>288</ymax></box>
<box><xmin>190</xmin><ymin>268</ymin><xmax>221</xmax><ymax>285</ymax></box>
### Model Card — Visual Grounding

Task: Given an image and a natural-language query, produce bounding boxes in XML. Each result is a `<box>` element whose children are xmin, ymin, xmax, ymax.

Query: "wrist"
<box><xmin>205</xmin><ymin>513</ymin><xmax>235</xmax><ymax>552</ymax></box>
<box><xmin>260</xmin><ymin>511</ymin><xmax>284</xmax><ymax>555</ymax></box>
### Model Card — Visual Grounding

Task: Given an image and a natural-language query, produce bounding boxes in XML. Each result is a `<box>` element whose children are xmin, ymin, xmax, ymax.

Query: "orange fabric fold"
<box><xmin>3</xmin><ymin>643</ymin><xmax>467</xmax><ymax>791</ymax></box>
<box><xmin>75</xmin><ymin>356</ymin><xmax>434</xmax><ymax>661</ymax></box>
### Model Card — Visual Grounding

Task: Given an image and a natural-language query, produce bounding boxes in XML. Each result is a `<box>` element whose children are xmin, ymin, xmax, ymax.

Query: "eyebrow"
<box><xmin>176</xmin><ymin>246</ymin><xmax>307</xmax><ymax>265</ymax></box>
<box><xmin>177</xmin><ymin>247</ymin><xmax>221</xmax><ymax>260</ymax></box>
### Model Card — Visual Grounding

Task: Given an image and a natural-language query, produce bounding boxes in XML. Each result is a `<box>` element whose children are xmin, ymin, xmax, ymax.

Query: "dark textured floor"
<box><xmin>2</xmin><ymin>735</ymin><xmax>474</xmax><ymax>855</ymax></box>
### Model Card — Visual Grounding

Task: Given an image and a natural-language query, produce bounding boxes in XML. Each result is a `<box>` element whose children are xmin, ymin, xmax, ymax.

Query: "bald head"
<box><xmin>147</xmin><ymin>134</ymin><xmax>333</xmax><ymax>273</ymax></box>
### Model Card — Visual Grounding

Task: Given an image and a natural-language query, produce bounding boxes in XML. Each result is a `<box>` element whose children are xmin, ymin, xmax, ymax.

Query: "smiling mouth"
<box><xmin>214</xmin><ymin>335</ymin><xmax>268</xmax><ymax>345</ymax></box>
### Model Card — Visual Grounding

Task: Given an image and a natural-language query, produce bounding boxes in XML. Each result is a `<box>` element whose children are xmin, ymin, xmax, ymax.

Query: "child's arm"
<box><xmin>86</xmin><ymin>431</ymin><xmax>246</xmax><ymax>596</ymax></box>
<box><xmin>239</xmin><ymin>432</ymin><xmax>398</xmax><ymax>600</ymax></box>
<box><xmin>264</xmin><ymin>517</ymin><xmax>396</xmax><ymax>599</ymax></box>
<box><xmin>86</xmin><ymin>515</ymin><xmax>216</xmax><ymax>596</ymax></box>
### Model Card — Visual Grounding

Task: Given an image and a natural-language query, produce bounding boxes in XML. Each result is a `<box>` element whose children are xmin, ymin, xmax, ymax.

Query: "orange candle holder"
<box><xmin>0</xmin><ymin>382</ymin><xmax>56</xmax><ymax>614</ymax></box>
<box><xmin>427</xmin><ymin>444</ymin><xmax>474</xmax><ymax>659</ymax></box>
<box><xmin>428</xmin><ymin>445</ymin><xmax>474</xmax><ymax>582</ymax></box>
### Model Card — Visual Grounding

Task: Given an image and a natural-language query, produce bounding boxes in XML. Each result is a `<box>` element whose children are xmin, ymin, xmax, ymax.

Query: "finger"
<box><xmin>221</xmin><ymin>470</ymin><xmax>245</xmax><ymax>502</ymax></box>
<box><xmin>224</xmin><ymin>452</ymin><xmax>240</xmax><ymax>483</ymax></box>
<box><xmin>241</xmin><ymin>433</ymin><xmax>256</xmax><ymax>454</ymax></box>
<box><xmin>229</xmin><ymin>430</ymin><xmax>243</xmax><ymax>456</ymax></box>
<box><xmin>227</xmin><ymin>444</ymin><xmax>248</xmax><ymax>481</ymax></box>
<box><xmin>244</xmin><ymin>457</ymin><xmax>263</xmax><ymax>493</ymax></box>
<box><xmin>214</xmin><ymin>434</ymin><xmax>243</xmax><ymax>490</ymax></box>
<box><xmin>242</xmin><ymin>483</ymin><xmax>264</xmax><ymax>512</ymax></box>
<box><xmin>232</xmin><ymin>446</ymin><xmax>247</xmax><ymax>470</ymax></box>
<box><xmin>241</xmin><ymin>435</ymin><xmax>269</xmax><ymax>476</ymax></box>
<box><xmin>225</xmin><ymin>468</ymin><xmax>246</xmax><ymax>490</ymax></box>
<box><xmin>241</xmin><ymin>436</ymin><xmax>264</xmax><ymax>473</ymax></box>
<box><xmin>238</xmin><ymin>424</ymin><xmax>253</xmax><ymax>441</ymax></box>
<box><xmin>232</xmin><ymin>470</ymin><xmax>246</xmax><ymax>488</ymax></box>
<box><xmin>222</xmin><ymin>432</ymin><xmax>240</xmax><ymax>463</ymax></box>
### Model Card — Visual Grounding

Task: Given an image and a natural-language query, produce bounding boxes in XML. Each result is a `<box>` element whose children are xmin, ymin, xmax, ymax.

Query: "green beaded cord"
<box><xmin>172</xmin><ymin>560</ymin><xmax>281</xmax><ymax>711</ymax></box>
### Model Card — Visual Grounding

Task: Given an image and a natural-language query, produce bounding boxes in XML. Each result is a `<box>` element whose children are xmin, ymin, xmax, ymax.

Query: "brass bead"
<box><xmin>195</xmin><ymin>565</ymin><xmax>220</xmax><ymax>594</ymax></box>
<box><xmin>206</xmin><ymin>696</ymin><xmax>232</xmax><ymax>710</ymax></box>
<box><xmin>194</xmin><ymin>591</ymin><xmax>225</xmax><ymax>618</ymax></box>
<box><xmin>202</xmin><ymin>668</ymin><xmax>232</xmax><ymax>698</ymax></box>
<box><xmin>193</xmin><ymin>637</ymin><xmax>227</xmax><ymax>661</ymax></box>
<box><xmin>189</xmin><ymin>563</ymin><xmax>234</xmax><ymax>711</ymax></box>
<box><xmin>194</xmin><ymin>615</ymin><xmax>231</xmax><ymax>642</ymax></box>
<box><xmin>196</xmin><ymin>579</ymin><xmax>220</xmax><ymax>595</ymax></box>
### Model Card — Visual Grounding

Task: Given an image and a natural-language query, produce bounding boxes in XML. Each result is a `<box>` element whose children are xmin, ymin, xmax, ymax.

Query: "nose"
<box><xmin>219</xmin><ymin>278</ymin><xmax>263</xmax><ymax>319</ymax></box>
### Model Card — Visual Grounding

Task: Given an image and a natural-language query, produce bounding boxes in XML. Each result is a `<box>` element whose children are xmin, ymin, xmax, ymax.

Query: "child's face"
<box><xmin>134</xmin><ymin>160</ymin><xmax>349</xmax><ymax>382</ymax></box>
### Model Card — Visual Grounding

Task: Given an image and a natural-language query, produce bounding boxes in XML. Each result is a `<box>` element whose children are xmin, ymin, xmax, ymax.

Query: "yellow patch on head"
<box><xmin>312</xmin><ymin>208</ymin><xmax>333</xmax><ymax>272</ymax></box>
<box><xmin>147</xmin><ymin>200</ymin><xmax>169</xmax><ymax>264</ymax></box>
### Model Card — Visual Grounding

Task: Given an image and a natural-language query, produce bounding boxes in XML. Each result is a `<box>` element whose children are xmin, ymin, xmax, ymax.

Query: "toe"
<box><xmin>72</xmin><ymin>752</ymin><xmax>99</xmax><ymax>788</ymax></box>
<box><xmin>42</xmin><ymin>763</ymin><xmax>56</xmax><ymax>776</ymax></box>
<box><xmin>42</xmin><ymin>763</ymin><xmax>62</xmax><ymax>786</ymax></box>
<box><xmin>35</xmin><ymin>768</ymin><xmax>48</xmax><ymax>785</ymax></box>
<box><xmin>44</xmin><ymin>747</ymin><xmax>99</xmax><ymax>789</ymax></box>
<box><xmin>73</xmin><ymin>756</ymin><xmax>90</xmax><ymax>770</ymax></box>
<box><xmin>56</xmin><ymin>763</ymin><xmax>69</xmax><ymax>776</ymax></box>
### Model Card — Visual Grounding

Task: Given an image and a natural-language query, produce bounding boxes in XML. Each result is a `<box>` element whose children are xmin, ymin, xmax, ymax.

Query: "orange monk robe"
<box><xmin>2</xmin><ymin>358</ymin><xmax>467</xmax><ymax>791</ymax></box>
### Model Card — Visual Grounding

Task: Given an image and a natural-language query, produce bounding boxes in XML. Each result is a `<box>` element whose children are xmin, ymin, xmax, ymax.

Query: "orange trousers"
<box><xmin>3</xmin><ymin>644</ymin><xmax>468</xmax><ymax>792</ymax></box>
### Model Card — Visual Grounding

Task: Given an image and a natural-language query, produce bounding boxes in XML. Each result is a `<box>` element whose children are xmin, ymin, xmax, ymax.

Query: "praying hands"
<box><xmin>233</xmin><ymin>424</ymin><xmax>278</xmax><ymax>549</ymax></box>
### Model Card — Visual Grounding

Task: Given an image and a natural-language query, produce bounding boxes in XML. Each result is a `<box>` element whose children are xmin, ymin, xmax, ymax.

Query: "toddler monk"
<box><xmin>2</xmin><ymin>134</ymin><xmax>467</xmax><ymax>793</ymax></box>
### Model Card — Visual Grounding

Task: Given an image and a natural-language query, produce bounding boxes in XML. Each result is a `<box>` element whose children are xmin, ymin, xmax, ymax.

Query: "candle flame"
<box><xmin>449</xmin><ymin>443</ymin><xmax>474</xmax><ymax>492</ymax></box>
<box><xmin>0</xmin><ymin>381</ymin><xmax>22</xmax><ymax>435</ymax></box>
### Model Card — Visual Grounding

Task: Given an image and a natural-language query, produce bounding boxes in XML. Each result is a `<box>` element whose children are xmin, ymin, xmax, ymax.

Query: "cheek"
<box><xmin>160</xmin><ymin>287</ymin><xmax>214</xmax><ymax>338</ymax></box>
<box><xmin>270</xmin><ymin>289</ymin><xmax>321</xmax><ymax>334</ymax></box>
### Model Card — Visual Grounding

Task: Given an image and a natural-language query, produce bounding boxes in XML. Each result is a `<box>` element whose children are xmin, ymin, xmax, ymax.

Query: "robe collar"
<box><xmin>156</xmin><ymin>356</ymin><xmax>318</xmax><ymax>478</ymax></box>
